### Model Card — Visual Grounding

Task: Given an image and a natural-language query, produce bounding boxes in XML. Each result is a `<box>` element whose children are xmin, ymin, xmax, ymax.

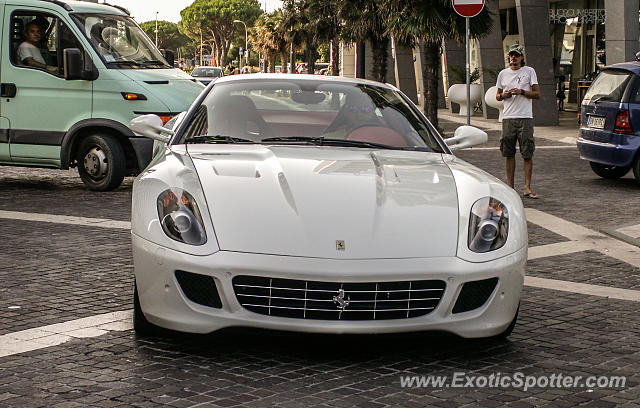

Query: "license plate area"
<box><xmin>588</xmin><ymin>115</ymin><xmax>606</xmax><ymax>129</ymax></box>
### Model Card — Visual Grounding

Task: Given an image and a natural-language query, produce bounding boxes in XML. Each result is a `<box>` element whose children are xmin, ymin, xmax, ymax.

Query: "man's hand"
<box><xmin>506</xmin><ymin>88</ymin><xmax>522</xmax><ymax>96</ymax></box>
<box><xmin>502</xmin><ymin>90</ymin><xmax>513</xmax><ymax>99</ymax></box>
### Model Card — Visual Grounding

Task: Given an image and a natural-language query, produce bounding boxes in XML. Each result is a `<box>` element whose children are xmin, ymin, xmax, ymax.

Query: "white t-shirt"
<box><xmin>17</xmin><ymin>42</ymin><xmax>45</xmax><ymax>65</ymax></box>
<box><xmin>496</xmin><ymin>66</ymin><xmax>538</xmax><ymax>119</ymax></box>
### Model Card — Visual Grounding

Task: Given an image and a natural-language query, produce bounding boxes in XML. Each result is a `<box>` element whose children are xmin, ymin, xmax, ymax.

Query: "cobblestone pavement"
<box><xmin>1</xmin><ymin>119</ymin><xmax>639</xmax><ymax>407</ymax></box>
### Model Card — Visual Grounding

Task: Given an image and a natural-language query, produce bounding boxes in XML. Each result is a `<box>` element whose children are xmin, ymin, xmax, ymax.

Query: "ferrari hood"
<box><xmin>188</xmin><ymin>145</ymin><xmax>459</xmax><ymax>259</ymax></box>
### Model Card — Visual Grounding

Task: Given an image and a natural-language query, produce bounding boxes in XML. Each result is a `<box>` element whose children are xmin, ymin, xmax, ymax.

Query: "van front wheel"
<box><xmin>77</xmin><ymin>134</ymin><xmax>126</xmax><ymax>191</ymax></box>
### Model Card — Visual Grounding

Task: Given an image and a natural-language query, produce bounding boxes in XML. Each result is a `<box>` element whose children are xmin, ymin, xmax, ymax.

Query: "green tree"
<box><xmin>252</xmin><ymin>13</ymin><xmax>278</xmax><ymax>72</ymax></box>
<box><xmin>139</xmin><ymin>20</ymin><xmax>190</xmax><ymax>53</ymax></box>
<box><xmin>385</xmin><ymin>0</ymin><xmax>493</xmax><ymax>127</ymax></box>
<box><xmin>179</xmin><ymin>0</ymin><xmax>262</xmax><ymax>66</ymax></box>
<box><xmin>281</xmin><ymin>0</ymin><xmax>307</xmax><ymax>73</ymax></box>
<box><xmin>339</xmin><ymin>0</ymin><xmax>389</xmax><ymax>82</ymax></box>
<box><xmin>307</xmin><ymin>0</ymin><xmax>341</xmax><ymax>75</ymax></box>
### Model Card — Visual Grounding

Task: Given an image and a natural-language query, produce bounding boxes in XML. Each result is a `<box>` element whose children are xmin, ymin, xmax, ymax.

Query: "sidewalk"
<box><xmin>438</xmin><ymin>109</ymin><xmax>580</xmax><ymax>145</ymax></box>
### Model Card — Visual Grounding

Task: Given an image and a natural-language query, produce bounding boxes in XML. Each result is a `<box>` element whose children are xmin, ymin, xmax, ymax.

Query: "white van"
<box><xmin>0</xmin><ymin>0</ymin><xmax>204</xmax><ymax>190</ymax></box>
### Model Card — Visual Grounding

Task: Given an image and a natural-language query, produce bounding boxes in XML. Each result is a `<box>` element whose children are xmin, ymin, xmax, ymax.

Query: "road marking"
<box><xmin>526</xmin><ymin>208</ymin><xmax>640</xmax><ymax>268</ymax></box>
<box><xmin>2</xmin><ymin>273</ymin><xmax>640</xmax><ymax>359</ymax></box>
<box><xmin>0</xmin><ymin>311</ymin><xmax>131</xmax><ymax>358</ymax></box>
<box><xmin>528</xmin><ymin>241</ymin><xmax>594</xmax><ymax>260</ymax></box>
<box><xmin>617</xmin><ymin>224</ymin><xmax>640</xmax><ymax>239</ymax></box>
<box><xmin>525</xmin><ymin>276</ymin><xmax>640</xmax><ymax>302</ymax></box>
<box><xmin>0</xmin><ymin>210</ymin><xmax>130</xmax><ymax>230</ymax></box>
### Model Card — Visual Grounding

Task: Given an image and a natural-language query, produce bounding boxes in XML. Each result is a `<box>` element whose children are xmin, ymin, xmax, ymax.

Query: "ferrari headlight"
<box><xmin>157</xmin><ymin>189</ymin><xmax>207</xmax><ymax>245</ymax></box>
<box><xmin>468</xmin><ymin>197</ymin><xmax>509</xmax><ymax>253</ymax></box>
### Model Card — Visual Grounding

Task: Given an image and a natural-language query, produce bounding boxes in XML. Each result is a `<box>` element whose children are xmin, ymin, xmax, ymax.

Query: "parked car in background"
<box><xmin>0</xmin><ymin>0</ymin><xmax>204</xmax><ymax>191</ymax></box>
<box><xmin>190</xmin><ymin>66</ymin><xmax>224</xmax><ymax>85</ymax></box>
<box><xmin>578</xmin><ymin>61</ymin><xmax>640</xmax><ymax>183</ymax></box>
<box><xmin>130</xmin><ymin>74</ymin><xmax>526</xmax><ymax>340</ymax></box>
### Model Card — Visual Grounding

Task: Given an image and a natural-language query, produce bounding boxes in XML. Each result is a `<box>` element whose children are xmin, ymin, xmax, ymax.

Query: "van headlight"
<box><xmin>468</xmin><ymin>197</ymin><xmax>509</xmax><ymax>253</ymax></box>
<box><xmin>157</xmin><ymin>189</ymin><xmax>207</xmax><ymax>245</ymax></box>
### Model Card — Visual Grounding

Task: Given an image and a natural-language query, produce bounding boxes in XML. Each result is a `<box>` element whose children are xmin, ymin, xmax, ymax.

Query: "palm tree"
<box><xmin>339</xmin><ymin>0</ymin><xmax>390</xmax><ymax>83</ymax></box>
<box><xmin>252</xmin><ymin>13</ymin><xmax>278</xmax><ymax>72</ymax></box>
<box><xmin>281</xmin><ymin>0</ymin><xmax>307</xmax><ymax>74</ymax></box>
<box><xmin>307</xmin><ymin>0</ymin><xmax>342</xmax><ymax>75</ymax></box>
<box><xmin>384</xmin><ymin>0</ymin><xmax>493</xmax><ymax>128</ymax></box>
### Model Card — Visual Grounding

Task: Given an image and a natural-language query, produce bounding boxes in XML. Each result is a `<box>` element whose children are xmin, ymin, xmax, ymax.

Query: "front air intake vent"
<box><xmin>452</xmin><ymin>278</ymin><xmax>499</xmax><ymax>314</ymax></box>
<box><xmin>175</xmin><ymin>270</ymin><xmax>222</xmax><ymax>308</ymax></box>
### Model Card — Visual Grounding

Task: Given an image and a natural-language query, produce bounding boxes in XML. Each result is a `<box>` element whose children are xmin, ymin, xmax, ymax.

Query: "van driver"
<box><xmin>18</xmin><ymin>21</ymin><xmax>57</xmax><ymax>73</ymax></box>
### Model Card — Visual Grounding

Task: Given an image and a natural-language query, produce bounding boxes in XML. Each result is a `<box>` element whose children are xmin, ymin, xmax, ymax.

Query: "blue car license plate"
<box><xmin>588</xmin><ymin>115</ymin><xmax>605</xmax><ymax>129</ymax></box>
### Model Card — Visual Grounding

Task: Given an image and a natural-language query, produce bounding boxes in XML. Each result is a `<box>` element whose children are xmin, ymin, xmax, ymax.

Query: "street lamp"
<box><xmin>233</xmin><ymin>19</ymin><xmax>248</xmax><ymax>66</ymax></box>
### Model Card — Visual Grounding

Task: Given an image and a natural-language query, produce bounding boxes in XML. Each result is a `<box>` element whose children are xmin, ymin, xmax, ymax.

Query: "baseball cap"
<box><xmin>508</xmin><ymin>44</ymin><xmax>524</xmax><ymax>55</ymax></box>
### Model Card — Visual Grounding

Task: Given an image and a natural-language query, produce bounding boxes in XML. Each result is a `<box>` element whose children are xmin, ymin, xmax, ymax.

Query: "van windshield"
<box><xmin>72</xmin><ymin>14</ymin><xmax>170</xmax><ymax>69</ymax></box>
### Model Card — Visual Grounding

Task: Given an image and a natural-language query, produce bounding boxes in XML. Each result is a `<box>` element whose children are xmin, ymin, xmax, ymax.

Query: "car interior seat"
<box><xmin>209</xmin><ymin>95</ymin><xmax>274</xmax><ymax>140</ymax></box>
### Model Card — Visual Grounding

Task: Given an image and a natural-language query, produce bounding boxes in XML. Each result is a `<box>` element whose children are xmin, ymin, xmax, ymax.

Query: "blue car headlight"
<box><xmin>157</xmin><ymin>189</ymin><xmax>207</xmax><ymax>245</ymax></box>
<box><xmin>468</xmin><ymin>197</ymin><xmax>509</xmax><ymax>253</ymax></box>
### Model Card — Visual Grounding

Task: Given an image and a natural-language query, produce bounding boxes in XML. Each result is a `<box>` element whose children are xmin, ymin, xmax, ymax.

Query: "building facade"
<box><xmin>342</xmin><ymin>0</ymin><xmax>640</xmax><ymax>126</ymax></box>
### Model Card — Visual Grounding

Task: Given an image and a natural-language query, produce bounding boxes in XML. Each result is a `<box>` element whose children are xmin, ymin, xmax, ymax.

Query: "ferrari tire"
<box><xmin>491</xmin><ymin>303</ymin><xmax>519</xmax><ymax>341</ymax></box>
<box><xmin>133</xmin><ymin>282</ymin><xmax>162</xmax><ymax>337</ymax></box>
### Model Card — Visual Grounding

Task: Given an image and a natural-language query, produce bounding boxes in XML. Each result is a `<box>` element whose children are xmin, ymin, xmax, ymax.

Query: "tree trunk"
<box><xmin>269</xmin><ymin>52</ymin><xmax>277</xmax><ymax>73</ymax></box>
<box><xmin>331</xmin><ymin>39</ymin><xmax>340</xmax><ymax>76</ymax></box>
<box><xmin>370</xmin><ymin>37</ymin><xmax>389</xmax><ymax>83</ymax></box>
<box><xmin>280</xmin><ymin>51</ymin><xmax>288</xmax><ymax>73</ymax></box>
<box><xmin>422</xmin><ymin>41</ymin><xmax>441</xmax><ymax>129</ymax></box>
<box><xmin>356</xmin><ymin>43</ymin><xmax>365</xmax><ymax>78</ymax></box>
<box><xmin>289</xmin><ymin>43</ymin><xmax>295</xmax><ymax>74</ymax></box>
<box><xmin>305</xmin><ymin>46</ymin><xmax>313</xmax><ymax>74</ymax></box>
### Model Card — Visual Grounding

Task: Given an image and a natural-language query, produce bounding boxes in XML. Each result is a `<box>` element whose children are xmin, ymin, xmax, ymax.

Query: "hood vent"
<box><xmin>144</xmin><ymin>80</ymin><xmax>169</xmax><ymax>85</ymax></box>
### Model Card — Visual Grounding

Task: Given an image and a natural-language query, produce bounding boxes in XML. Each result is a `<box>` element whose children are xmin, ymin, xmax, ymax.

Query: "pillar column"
<box><xmin>605</xmin><ymin>0</ymin><xmax>639</xmax><ymax>65</ymax></box>
<box><xmin>477</xmin><ymin>0</ymin><xmax>506</xmax><ymax>119</ymax></box>
<box><xmin>444</xmin><ymin>39</ymin><xmax>466</xmax><ymax>113</ymax></box>
<box><xmin>515</xmin><ymin>0</ymin><xmax>559</xmax><ymax>126</ymax></box>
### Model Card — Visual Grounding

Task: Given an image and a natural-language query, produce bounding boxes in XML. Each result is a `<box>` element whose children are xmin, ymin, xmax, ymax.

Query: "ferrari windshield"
<box><xmin>178</xmin><ymin>79</ymin><xmax>445</xmax><ymax>152</ymax></box>
<box><xmin>72</xmin><ymin>14</ymin><xmax>170</xmax><ymax>68</ymax></box>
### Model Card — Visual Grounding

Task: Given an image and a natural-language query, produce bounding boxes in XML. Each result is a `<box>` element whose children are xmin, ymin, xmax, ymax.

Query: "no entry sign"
<box><xmin>452</xmin><ymin>0</ymin><xmax>485</xmax><ymax>18</ymax></box>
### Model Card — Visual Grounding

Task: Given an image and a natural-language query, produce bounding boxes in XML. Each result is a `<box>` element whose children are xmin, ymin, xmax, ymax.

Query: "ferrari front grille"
<box><xmin>232</xmin><ymin>276</ymin><xmax>446</xmax><ymax>320</ymax></box>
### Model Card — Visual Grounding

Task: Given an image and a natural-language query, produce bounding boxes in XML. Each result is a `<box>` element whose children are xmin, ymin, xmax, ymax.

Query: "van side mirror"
<box><xmin>164</xmin><ymin>50</ymin><xmax>175</xmax><ymax>67</ymax></box>
<box><xmin>130</xmin><ymin>114</ymin><xmax>174</xmax><ymax>144</ymax></box>
<box><xmin>64</xmin><ymin>48</ymin><xmax>98</xmax><ymax>81</ymax></box>
<box><xmin>444</xmin><ymin>126</ymin><xmax>488</xmax><ymax>151</ymax></box>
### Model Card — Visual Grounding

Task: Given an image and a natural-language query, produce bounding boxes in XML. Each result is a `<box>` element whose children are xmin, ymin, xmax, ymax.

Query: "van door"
<box><xmin>1</xmin><ymin>8</ymin><xmax>92</xmax><ymax>166</ymax></box>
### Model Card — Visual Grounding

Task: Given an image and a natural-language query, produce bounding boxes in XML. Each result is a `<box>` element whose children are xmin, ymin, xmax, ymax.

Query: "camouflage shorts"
<box><xmin>501</xmin><ymin>118</ymin><xmax>535</xmax><ymax>159</ymax></box>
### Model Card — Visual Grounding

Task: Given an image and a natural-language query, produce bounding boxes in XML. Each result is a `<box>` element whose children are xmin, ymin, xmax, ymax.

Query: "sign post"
<box><xmin>452</xmin><ymin>0</ymin><xmax>485</xmax><ymax>126</ymax></box>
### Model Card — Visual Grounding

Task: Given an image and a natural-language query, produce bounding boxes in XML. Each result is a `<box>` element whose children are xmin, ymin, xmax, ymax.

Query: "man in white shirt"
<box><xmin>496</xmin><ymin>44</ymin><xmax>540</xmax><ymax>199</ymax></box>
<box><xmin>17</xmin><ymin>22</ymin><xmax>57</xmax><ymax>73</ymax></box>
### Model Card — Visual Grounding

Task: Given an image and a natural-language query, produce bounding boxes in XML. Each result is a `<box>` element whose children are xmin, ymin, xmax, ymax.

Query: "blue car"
<box><xmin>578</xmin><ymin>62</ymin><xmax>640</xmax><ymax>183</ymax></box>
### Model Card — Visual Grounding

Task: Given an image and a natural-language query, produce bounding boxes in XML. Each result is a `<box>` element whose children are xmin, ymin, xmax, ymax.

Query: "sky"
<box><xmin>105</xmin><ymin>0</ymin><xmax>283</xmax><ymax>24</ymax></box>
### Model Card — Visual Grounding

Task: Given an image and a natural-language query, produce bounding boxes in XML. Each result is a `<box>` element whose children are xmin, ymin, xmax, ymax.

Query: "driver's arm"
<box><xmin>22</xmin><ymin>57</ymin><xmax>57</xmax><ymax>73</ymax></box>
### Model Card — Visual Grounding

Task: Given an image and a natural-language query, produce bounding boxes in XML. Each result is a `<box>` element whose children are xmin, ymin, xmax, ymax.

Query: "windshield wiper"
<box><xmin>141</xmin><ymin>60</ymin><xmax>171</xmax><ymax>68</ymax></box>
<box><xmin>108</xmin><ymin>60</ymin><xmax>140</xmax><ymax>66</ymax></box>
<box><xmin>261</xmin><ymin>136</ymin><xmax>395</xmax><ymax>150</ymax></box>
<box><xmin>187</xmin><ymin>135</ymin><xmax>256</xmax><ymax>144</ymax></box>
